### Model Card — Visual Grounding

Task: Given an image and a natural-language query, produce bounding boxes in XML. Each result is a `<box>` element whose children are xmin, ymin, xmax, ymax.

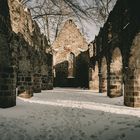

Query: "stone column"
<box><xmin>102</xmin><ymin>76</ymin><xmax>107</xmax><ymax>93</ymax></box>
<box><xmin>47</xmin><ymin>66</ymin><xmax>53</xmax><ymax>90</ymax></box>
<box><xmin>99</xmin><ymin>69</ymin><xmax>107</xmax><ymax>93</ymax></box>
<box><xmin>17</xmin><ymin>72</ymin><xmax>33</xmax><ymax>98</ymax></box>
<box><xmin>41</xmin><ymin>66</ymin><xmax>53</xmax><ymax>90</ymax></box>
<box><xmin>41</xmin><ymin>53</ymin><xmax>53</xmax><ymax>90</ymax></box>
<box><xmin>17</xmin><ymin>40</ymin><xmax>34</xmax><ymax>98</ymax></box>
<box><xmin>41</xmin><ymin>75</ymin><xmax>48</xmax><ymax>90</ymax></box>
<box><xmin>109</xmin><ymin>62</ymin><xmax>123</xmax><ymax>97</ymax></box>
<box><xmin>33</xmin><ymin>72</ymin><xmax>42</xmax><ymax>93</ymax></box>
<box><xmin>32</xmin><ymin>51</ymin><xmax>42</xmax><ymax>93</ymax></box>
<box><xmin>124</xmin><ymin>32</ymin><xmax>140</xmax><ymax>107</ymax></box>
<box><xmin>98</xmin><ymin>72</ymin><xmax>103</xmax><ymax>93</ymax></box>
<box><xmin>89</xmin><ymin>68</ymin><xmax>94</xmax><ymax>90</ymax></box>
<box><xmin>0</xmin><ymin>0</ymin><xmax>16</xmax><ymax>108</ymax></box>
<box><xmin>41</xmin><ymin>54</ymin><xmax>50</xmax><ymax>90</ymax></box>
<box><xmin>124</xmin><ymin>67</ymin><xmax>140</xmax><ymax>107</ymax></box>
<box><xmin>0</xmin><ymin>67</ymin><xmax>16</xmax><ymax>108</ymax></box>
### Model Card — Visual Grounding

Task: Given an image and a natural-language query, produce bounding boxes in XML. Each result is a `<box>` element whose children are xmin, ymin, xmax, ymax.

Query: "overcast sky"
<box><xmin>26</xmin><ymin>0</ymin><xmax>116</xmax><ymax>44</ymax></box>
<box><xmin>77</xmin><ymin>19</ymin><xmax>100</xmax><ymax>43</ymax></box>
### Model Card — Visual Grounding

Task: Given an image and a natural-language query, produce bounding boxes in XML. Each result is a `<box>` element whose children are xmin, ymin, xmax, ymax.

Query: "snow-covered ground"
<box><xmin>0</xmin><ymin>88</ymin><xmax>140</xmax><ymax>140</ymax></box>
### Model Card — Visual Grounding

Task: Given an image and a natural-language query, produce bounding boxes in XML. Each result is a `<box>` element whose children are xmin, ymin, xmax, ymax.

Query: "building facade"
<box><xmin>89</xmin><ymin>0</ymin><xmax>140</xmax><ymax>107</ymax></box>
<box><xmin>52</xmin><ymin>20</ymin><xmax>89</xmax><ymax>88</ymax></box>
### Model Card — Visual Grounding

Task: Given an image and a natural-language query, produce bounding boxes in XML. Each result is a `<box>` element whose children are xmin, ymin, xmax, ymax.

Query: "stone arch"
<box><xmin>109</xmin><ymin>47</ymin><xmax>123</xmax><ymax>97</ymax></box>
<box><xmin>101</xmin><ymin>56</ymin><xmax>107</xmax><ymax>93</ymax></box>
<box><xmin>124</xmin><ymin>32</ymin><xmax>140</xmax><ymax>107</ymax></box>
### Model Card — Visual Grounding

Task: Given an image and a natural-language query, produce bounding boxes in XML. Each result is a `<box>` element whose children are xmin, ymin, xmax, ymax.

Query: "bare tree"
<box><xmin>20</xmin><ymin>0</ymin><xmax>116</xmax><ymax>43</ymax></box>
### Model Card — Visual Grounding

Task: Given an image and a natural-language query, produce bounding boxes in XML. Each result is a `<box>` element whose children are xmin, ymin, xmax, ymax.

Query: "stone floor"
<box><xmin>0</xmin><ymin>88</ymin><xmax>140</xmax><ymax>140</ymax></box>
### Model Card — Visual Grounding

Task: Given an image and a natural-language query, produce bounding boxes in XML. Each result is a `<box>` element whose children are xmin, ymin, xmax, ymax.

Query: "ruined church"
<box><xmin>52</xmin><ymin>20</ymin><xmax>89</xmax><ymax>88</ymax></box>
<box><xmin>89</xmin><ymin>0</ymin><xmax>140</xmax><ymax>107</ymax></box>
<box><xmin>0</xmin><ymin>0</ymin><xmax>53</xmax><ymax>108</ymax></box>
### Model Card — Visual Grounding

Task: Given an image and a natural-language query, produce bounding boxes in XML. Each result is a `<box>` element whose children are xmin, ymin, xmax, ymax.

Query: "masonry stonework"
<box><xmin>90</xmin><ymin>0</ymin><xmax>140</xmax><ymax>107</ymax></box>
<box><xmin>52</xmin><ymin>20</ymin><xmax>89</xmax><ymax>88</ymax></box>
<box><xmin>0</xmin><ymin>0</ymin><xmax>53</xmax><ymax>108</ymax></box>
<box><xmin>0</xmin><ymin>0</ymin><xmax>16</xmax><ymax>108</ymax></box>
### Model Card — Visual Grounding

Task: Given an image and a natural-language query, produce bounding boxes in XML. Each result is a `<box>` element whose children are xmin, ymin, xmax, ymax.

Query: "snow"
<box><xmin>0</xmin><ymin>88</ymin><xmax>140</xmax><ymax>140</ymax></box>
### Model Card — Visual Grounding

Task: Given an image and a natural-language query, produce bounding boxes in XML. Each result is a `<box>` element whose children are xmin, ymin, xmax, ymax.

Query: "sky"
<box><xmin>77</xmin><ymin>19</ymin><xmax>100</xmax><ymax>43</ymax></box>
<box><xmin>26</xmin><ymin>0</ymin><xmax>116</xmax><ymax>44</ymax></box>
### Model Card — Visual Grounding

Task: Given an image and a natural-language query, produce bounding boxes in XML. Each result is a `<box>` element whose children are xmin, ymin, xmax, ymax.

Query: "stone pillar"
<box><xmin>124</xmin><ymin>32</ymin><xmax>140</xmax><ymax>107</ymax></box>
<box><xmin>41</xmin><ymin>53</ymin><xmax>53</xmax><ymax>90</ymax></box>
<box><xmin>102</xmin><ymin>76</ymin><xmax>107</xmax><ymax>93</ymax></box>
<box><xmin>41</xmin><ymin>68</ymin><xmax>53</xmax><ymax>90</ymax></box>
<box><xmin>41</xmin><ymin>75</ymin><xmax>48</xmax><ymax>90</ymax></box>
<box><xmin>17</xmin><ymin>40</ymin><xmax>34</xmax><ymax>98</ymax></box>
<box><xmin>47</xmin><ymin>66</ymin><xmax>53</xmax><ymax>90</ymax></box>
<box><xmin>101</xmin><ymin>57</ymin><xmax>107</xmax><ymax>93</ymax></box>
<box><xmin>17</xmin><ymin>72</ymin><xmax>33</xmax><ymax>98</ymax></box>
<box><xmin>89</xmin><ymin>68</ymin><xmax>94</xmax><ymax>89</ymax></box>
<box><xmin>89</xmin><ymin>64</ymin><xmax>99</xmax><ymax>91</ymax></box>
<box><xmin>0</xmin><ymin>67</ymin><xmax>16</xmax><ymax>108</ymax></box>
<box><xmin>0</xmin><ymin>0</ymin><xmax>16</xmax><ymax>108</ymax></box>
<box><xmin>109</xmin><ymin>63</ymin><xmax>123</xmax><ymax>97</ymax></box>
<box><xmin>124</xmin><ymin>67</ymin><xmax>140</xmax><ymax>107</ymax></box>
<box><xmin>108</xmin><ymin>48</ymin><xmax>123</xmax><ymax>98</ymax></box>
<box><xmin>107</xmin><ymin>63</ymin><xmax>122</xmax><ymax>97</ymax></box>
<box><xmin>33</xmin><ymin>73</ymin><xmax>42</xmax><ymax>93</ymax></box>
<box><xmin>98</xmin><ymin>72</ymin><xmax>103</xmax><ymax>93</ymax></box>
<box><xmin>99</xmin><ymin>70</ymin><xmax>107</xmax><ymax>93</ymax></box>
<box><xmin>107</xmin><ymin>70</ymin><xmax>110</xmax><ymax>97</ymax></box>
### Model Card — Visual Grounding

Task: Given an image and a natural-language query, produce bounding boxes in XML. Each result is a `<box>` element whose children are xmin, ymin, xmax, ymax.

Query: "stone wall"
<box><xmin>9</xmin><ymin>0</ymin><xmax>53</xmax><ymax>96</ymax></box>
<box><xmin>0</xmin><ymin>0</ymin><xmax>53</xmax><ymax>108</ymax></box>
<box><xmin>9</xmin><ymin>0</ymin><xmax>48</xmax><ymax>49</ymax></box>
<box><xmin>0</xmin><ymin>0</ymin><xmax>16</xmax><ymax>108</ymax></box>
<box><xmin>89</xmin><ymin>40</ymin><xmax>99</xmax><ymax>91</ymax></box>
<box><xmin>52</xmin><ymin>19</ymin><xmax>89</xmax><ymax>88</ymax></box>
<box><xmin>90</xmin><ymin>0</ymin><xmax>140</xmax><ymax>107</ymax></box>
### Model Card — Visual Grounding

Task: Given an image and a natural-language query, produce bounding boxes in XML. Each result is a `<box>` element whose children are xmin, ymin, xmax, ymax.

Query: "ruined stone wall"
<box><xmin>89</xmin><ymin>65</ymin><xmax>99</xmax><ymax>91</ymax></box>
<box><xmin>8</xmin><ymin>0</ymin><xmax>48</xmax><ymax>50</ymax></box>
<box><xmin>54</xmin><ymin>50</ymin><xmax>89</xmax><ymax>88</ymax></box>
<box><xmin>0</xmin><ymin>0</ymin><xmax>16</xmax><ymax>108</ymax></box>
<box><xmin>0</xmin><ymin>0</ymin><xmax>53</xmax><ymax>107</ymax></box>
<box><xmin>88</xmin><ymin>40</ymin><xmax>99</xmax><ymax>90</ymax></box>
<box><xmin>90</xmin><ymin>0</ymin><xmax>140</xmax><ymax>107</ymax></box>
<box><xmin>75</xmin><ymin>50</ymin><xmax>89</xmax><ymax>88</ymax></box>
<box><xmin>52</xmin><ymin>19</ymin><xmax>89</xmax><ymax>88</ymax></box>
<box><xmin>8</xmin><ymin>0</ymin><xmax>53</xmax><ymax>97</ymax></box>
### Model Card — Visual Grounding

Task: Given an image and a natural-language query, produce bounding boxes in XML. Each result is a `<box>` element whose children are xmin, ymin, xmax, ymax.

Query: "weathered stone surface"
<box><xmin>0</xmin><ymin>0</ymin><xmax>53</xmax><ymax>107</ymax></box>
<box><xmin>0</xmin><ymin>0</ymin><xmax>16</xmax><ymax>108</ymax></box>
<box><xmin>89</xmin><ymin>0</ymin><xmax>140</xmax><ymax>107</ymax></box>
<box><xmin>8</xmin><ymin>0</ymin><xmax>48</xmax><ymax>50</ymax></box>
<box><xmin>52</xmin><ymin>19</ymin><xmax>89</xmax><ymax>88</ymax></box>
<box><xmin>8</xmin><ymin>0</ymin><xmax>53</xmax><ymax>96</ymax></box>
